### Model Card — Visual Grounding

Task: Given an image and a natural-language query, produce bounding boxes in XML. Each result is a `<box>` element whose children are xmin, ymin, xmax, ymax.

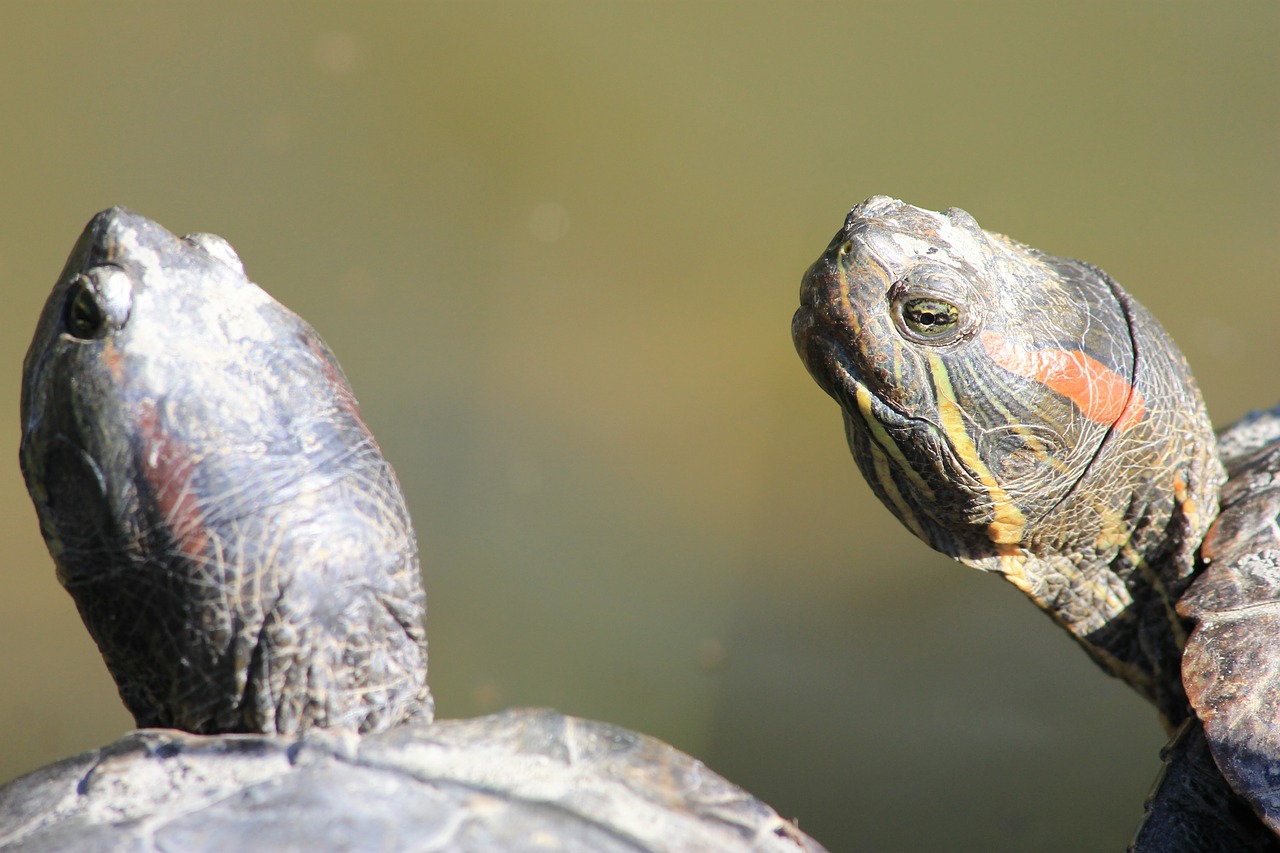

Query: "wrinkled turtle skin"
<box><xmin>19</xmin><ymin>211</ymin><xmax>432</xmax><ymax>736</ymax></box>
<box><xmin>793</xmin><ymin>196</ymin><xmax>1280</xmax><ymax>850</ymax></box>
<box><xmin>1</xmin><ymin>208</ymin><xmax>825</xmax><ymax>853</ymax></box>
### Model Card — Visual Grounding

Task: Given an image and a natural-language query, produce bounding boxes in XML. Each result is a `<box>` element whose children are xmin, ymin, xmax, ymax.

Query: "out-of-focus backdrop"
<box><xmin>1</xmin><ymin>4</ymin><xmax>1276</xmax><ymax>849</ymax></box>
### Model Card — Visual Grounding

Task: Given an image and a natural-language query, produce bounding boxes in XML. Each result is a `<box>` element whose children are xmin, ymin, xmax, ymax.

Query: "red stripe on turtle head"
<box><xmin>135</xmin><ymin>400</ymin><xmax>210</xmax><ymax>559</ymax></box>
<box><xmin>981</xmin><ymin>331</ymin><xmax>1145</xmax><ymax>431</ymax></box>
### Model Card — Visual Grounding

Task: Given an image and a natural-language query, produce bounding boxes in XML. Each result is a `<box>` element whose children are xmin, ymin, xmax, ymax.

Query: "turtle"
<box><xmin>791</xmin><ymin>195</ymin><xmax>1280</xmax><ymax>850</ymax></box>
<box><xmin>0</xmin><ymin>207</ymin><xmax>827</xmax><ymax>853</ymax></box>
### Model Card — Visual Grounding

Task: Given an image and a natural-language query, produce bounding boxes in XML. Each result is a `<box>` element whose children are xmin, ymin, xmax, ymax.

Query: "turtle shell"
<box><xmin>1132</xmin><ymin>406</ymin><xmax>1280</xmax><ymax>850</ymax></box>
<box><xmin>0</xmin><ymin>708</ymin><xmax>821</xmax><ymax>853</ymax></box>
<box><xmin>1173</xmin><ymin>405</ymin><xmax>1280</xmax><ymax>836</ymax></box>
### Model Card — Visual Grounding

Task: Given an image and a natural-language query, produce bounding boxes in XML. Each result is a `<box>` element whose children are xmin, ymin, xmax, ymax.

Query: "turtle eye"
<box><xmin>889</xmin><ymin>269</ymin><xmax>977</xmax><ymax>346</ymax></box>
<box><xmin>901</xmin><ymin>298</ymin><xmax>959</xmax><ymax>339</ymax></box>
<box><xmin>64</xmin><ymin>280</ymin><xmax>106</xmax><ymax>339</ymax></box>
<box><xmin>61</xmin><ymin>268</ymin><xmax>133</xmax><ymax>340</ymax></box>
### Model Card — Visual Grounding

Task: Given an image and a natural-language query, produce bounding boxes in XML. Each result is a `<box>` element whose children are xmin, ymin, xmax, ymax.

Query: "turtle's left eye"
<box><xmin>64</xmin><ymin>280</ymin><xmax>106</xmax><ymax>339</ymax></box>
<box><xmin>61</xmin><ymin>268</ymin><xmax>133</xmax><ymax>340</ymax></box>
<box><xmin>902</xmin><ymin>298</ymin><xmax>959</xmax><ymax>338</ymax></box>
<box><xmin>893</xmin><ymin>294</ymin><xmax>968</xmax><ymax>345</ymax></box>
<box><xmin>888</xmin><ymin>268</ymin><xmax>977</xmax><ymax>346</ymax></box>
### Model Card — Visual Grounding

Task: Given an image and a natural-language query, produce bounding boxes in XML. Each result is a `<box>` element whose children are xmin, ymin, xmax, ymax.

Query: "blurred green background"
<box><xmin>1</xmin><ymin>3</ymin><xmax>1277</xmax><ymax>850</ymax></box>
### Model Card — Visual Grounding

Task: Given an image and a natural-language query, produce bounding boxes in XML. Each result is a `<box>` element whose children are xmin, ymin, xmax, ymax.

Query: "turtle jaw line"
<box><xmin>794</xmin><ymin>280</ymin><xmax>898</xmax><ymax>424</ymax></box>
<box><xmin>794</xmin><ymin>320</ymin><xmax>909</xmax><ymax>427</ymax></box>
<box><xmin>830</xmin><ymin>359</ymin><xmax>914</xmax><ymax>433</ymax></box>
<box><xmin>800</xmin><ymin>318</ymin><xmax>1050</xmax><ymax>566</ymax></box>
<box><xmin>815</xmin><ymin>348</ymin><xmax>1014</xmax><ymax>563</ymax></box>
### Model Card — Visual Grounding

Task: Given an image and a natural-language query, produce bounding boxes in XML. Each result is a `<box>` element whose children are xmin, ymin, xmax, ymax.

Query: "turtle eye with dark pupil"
<box><xmin>903</xmin><ymin>298</ymin><xmax>959</xmax><ymax>337</ymax></box>
<box><xmin>64</xmin><ymin>282</ymin><xmax>106</xmax><ymax>339</ymax></box>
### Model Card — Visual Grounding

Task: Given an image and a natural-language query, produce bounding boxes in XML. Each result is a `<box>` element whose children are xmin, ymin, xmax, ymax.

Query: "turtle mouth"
<box><xmin>793</xmin><ymin>256</ymin><xmax>866</xmax><ymax>400</ymax></box>
<box><xmin>793</xmin><ymin>311</ymin><xmax>928</xmax><ymax>446</ymax></box>
<box><xmin>792</xmin><ymin>304</ymin><xmax>860</xmax><ymax>407</ymax></box>
<box><xmin>792</xmin><ymin>288</ymin><xmax>910</xmax><ymax>424</ymax></box>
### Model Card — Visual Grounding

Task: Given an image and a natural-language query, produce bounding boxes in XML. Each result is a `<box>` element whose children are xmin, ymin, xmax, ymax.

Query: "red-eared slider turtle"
<box><xmin>792</xmin><ymin>196</ymin><xmax>1280</xmax><ymax>850</ymax></box>
<box><xmin>0</xmin><ymin>208</ymin><xmax>826</xmax><ymax>853</ymax></box>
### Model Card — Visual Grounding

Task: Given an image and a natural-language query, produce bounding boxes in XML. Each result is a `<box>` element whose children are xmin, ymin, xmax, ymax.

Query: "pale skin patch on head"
<box><xmin>105</xmin><ymin>223</ymin><xmax>165</xmax><ymax>277</ymax></box>
<box><xmin>858</xmin><ymin>197</ymin><xmax>985</xmax><ymax>270</ymax></box>
<box><xmin>885</xmin><ymin>232</ymin><xmax>960</xmax><ymax>268</ymax></box>
<box><xmin>115</xmin><ymin>251</ymin><xmax>284</xmax><ymax>406</ymax></box>
<box><xmin>987</xmin><ymin>232</ymin><xmax>1058</xmax><ymax>275</ymax></box>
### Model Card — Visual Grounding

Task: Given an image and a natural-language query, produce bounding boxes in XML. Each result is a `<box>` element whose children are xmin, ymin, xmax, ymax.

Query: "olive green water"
<box><xmin>1</xmin><ymin>4</ymin><xmax>1277</xmax><ymax>849</ymax></box>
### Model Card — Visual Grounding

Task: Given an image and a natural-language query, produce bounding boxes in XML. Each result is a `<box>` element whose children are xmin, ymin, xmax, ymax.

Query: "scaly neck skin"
<box><xmin>961</xmin><ymin>349</ymin><xmax>1223</xmax><ymax>725</ymax></box>
<box><xmin>1002</xmin><ymin>545</ymin><xmax>1202</xmax><ymax>727</ymax></box>
<box><xmin>1014</xmin><ymin>321</ymin><xmax>1222</xmax><ymax>726</ymax></box>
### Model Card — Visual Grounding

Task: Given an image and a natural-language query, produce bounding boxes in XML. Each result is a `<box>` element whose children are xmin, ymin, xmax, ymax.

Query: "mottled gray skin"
<box><xmin>7</xmin><ymin>208</ymin><xmax>827</xmax><ymax>853</ymax></box>
<box><xmin>794</xmin><ymin>198</ymin><xmax>1280</xmax><ymax>848</ymax></box>
<box><xmin>20</xmin><ymin>208</ymin><xmax>433</xmax><ymax>735</ymax></box>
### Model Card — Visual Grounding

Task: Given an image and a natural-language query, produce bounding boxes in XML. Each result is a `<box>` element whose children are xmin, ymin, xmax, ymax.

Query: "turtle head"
<box><xmin>793</xmin><ymin>196</ymin><xmax>1136</xmax><ymax>567</ymax></box>
<box><xmin>21</xmin><ymin>208</ymin><xmax>433</xmax><ymax>735</ymax></box>
<box><xmin>794</xmin><ymin>197</ymin><xmax>1223</xmax><ymax>716</ymax></box>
